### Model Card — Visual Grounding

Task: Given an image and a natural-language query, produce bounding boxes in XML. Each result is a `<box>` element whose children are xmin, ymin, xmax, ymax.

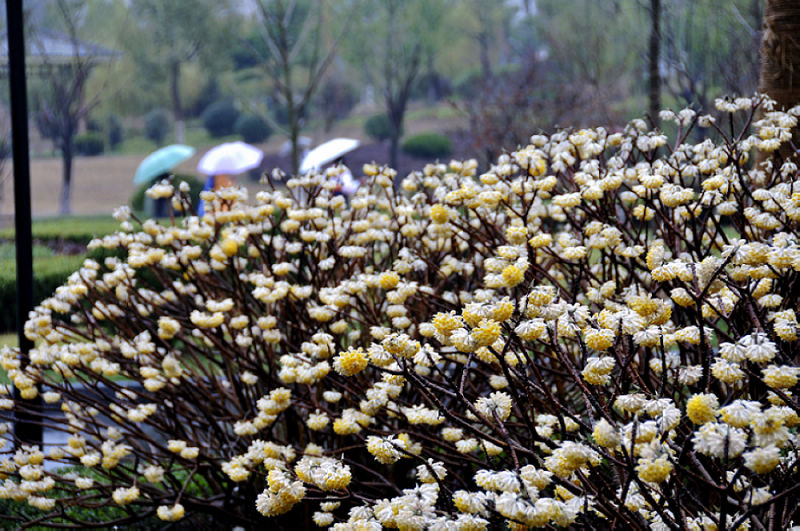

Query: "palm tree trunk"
<box><xmin>759</xmin><ymin>0</ymin><xmax>800</xmax><ymax>160</ymax></box>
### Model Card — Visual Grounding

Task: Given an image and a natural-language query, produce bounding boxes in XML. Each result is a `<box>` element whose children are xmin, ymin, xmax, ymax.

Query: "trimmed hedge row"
<box><xmin>202</xmin><ymin>100</ymin><xmax>239</xmax><ymax>138</ymax></box>
<box><xmin>74</xmin><ymin>132</ymin><xmax>105</xmax><ymax>156</ymax></box>
<box><xmin>0</xmin><ymin>216</ymin><xmax>124</xmax><ymax>332</ymax></box>
<box><xmin>235</xmin><ymin>113</ymin><xmax>271</xmax><ymax>144</ymax></box>
<box><xmin>364</xmin><ymin>113</ymin><xmax>394</xmax><ymax>141</ymax></box>
<box><xmin>0</xmin><ymin>255</ymin><xmax>86</xmax><ymax>332</ymax></box>
<box><xmin>0</xmin><ymin>216</ymin><xmax>122</xmax><ymax>244</ymax></box>
<box><xmin>402</xmin><ymin>132</ymin><xmax>452</xmax><ymax>158</ymax></box>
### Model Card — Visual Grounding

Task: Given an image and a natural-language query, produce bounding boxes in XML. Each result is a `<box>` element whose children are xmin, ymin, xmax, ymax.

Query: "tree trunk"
<box><xmin>648</xmin><ymin>0</ymin><xmax>661</xmax><ymax>126</ymax></box>
<box><xmin>759</xmin><ymin>0</ymin><xmax>800</xmax><ymax>162</ymax></box>
<box><xmin>479</xmin><ymin>32</ymin><xmax>492</xmax><ymax>80</ymax></box>
<box><xmin>170</xmin><ymin>60</ymin><xmax>185</xmax><ymax>144</ymax></box>
<box><xmin>290</xmin><ymin>120</ymin><xmax>300</xmax><ymax>176</ymax></box>
<box><xmin>389</xmin><ymin>129</ymin><xmax>400</xmax><ymax>171</ymax></box>
<box><xmin>426</xmin><ymin>52</ymin><xmax>437</xmax><ymax>102</ymax></box>
<box><xmin>286</xmin><ymin>92</ymin><xmax>300</xmax><ymax>176</ymax></box>
<box><xmin>388</xmin><ymin>106</ymin><xmax>404</xmax><ymax>171</ymax></box>
<box><xmin>60</xmin><ymin>143</ymin><xmax>73</xmax><ymax>215</ymax></box>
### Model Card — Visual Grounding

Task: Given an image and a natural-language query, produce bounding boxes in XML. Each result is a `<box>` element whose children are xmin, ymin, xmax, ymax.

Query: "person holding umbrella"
<box><xmin>300</xmin><ymin>138</ymin><xmax>361</xmax><ymax>201</ymax></box>
<box><xmin>327</xmin><ymin>156</ymin><xmax>358</xmax><ymax>201</ymax></box>
<box><xmin>133</xmin><ymin>145</ymin><xmax>195</xmax><ymax>218</ymax></box>
<box><xmin>197</xmin><ymin>141</ymin><xmax>264</xmax><ymax>216</ymax></box>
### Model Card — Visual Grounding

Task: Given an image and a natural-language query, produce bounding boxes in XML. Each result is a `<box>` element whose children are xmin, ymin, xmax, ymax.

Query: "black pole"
<box><xmin>6</xmin><ymin>0</ymin><xmax>43</xmax><ymax>446</ymax></box>
<box><xmin>648</xmin><ymin>0</ymin><xmax>661</xmax><ymax>127</ymax></box>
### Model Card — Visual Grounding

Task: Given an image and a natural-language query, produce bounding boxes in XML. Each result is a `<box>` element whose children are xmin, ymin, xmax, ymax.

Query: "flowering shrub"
<box><xmin>2</xmin><ymin>95</ymin><xmax>800</xmax><ymax>529</ymax></box>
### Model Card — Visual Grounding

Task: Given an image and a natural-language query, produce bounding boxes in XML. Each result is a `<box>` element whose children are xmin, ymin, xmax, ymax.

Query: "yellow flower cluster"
<box><xmin>112</xmin><ymin>485</ymin><xmax>140</xmax><ymax>506</ymax></box>
<box><xmin>332</xmin><ymin>347</ymin><xmax>368</xmax><ymax>376</ymax></box>
<box><xmin>294</xmin><ymin>455</ymin><xmax>351</xmax><ymax>491</ymax></box>
<box><xmin>255</xmin><ymin>469</ymin><xmax>306</xmax><ymax>516</ymax></box>
<box><xmin>156</xmin><ymin>503</ymin><xmax>185</xmax><ymax>522</ymax></box>
<box><xmin>4</xmin><ymin>95</ymin><xmax>800</xmax><ymax>528</ymax></box>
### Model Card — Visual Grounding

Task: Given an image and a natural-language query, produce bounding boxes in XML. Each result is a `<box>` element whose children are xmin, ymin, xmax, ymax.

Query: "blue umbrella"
<box><xmin>133</xmin><ymin>144</ymin><xmax>195</xmax><ymax>185</ymax></box>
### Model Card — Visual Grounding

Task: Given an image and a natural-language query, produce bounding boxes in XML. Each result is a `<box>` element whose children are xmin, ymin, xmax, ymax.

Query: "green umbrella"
<box><xmin>133</xmin><ymin>144</ymin><xmax>195</xmax><ymax>185</ymax></box>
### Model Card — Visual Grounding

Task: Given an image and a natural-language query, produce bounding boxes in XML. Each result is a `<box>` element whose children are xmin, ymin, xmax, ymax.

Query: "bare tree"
<box><xmin>29</xmin><ymin>0</ymin><xmax>112</xmax><ymax>215</ymax></box>
<box><xmin>128</xmin><ymin>0</ymin><xmax>231</xmax><ymax>144</ymax></box>
<box><xmin>471</xmin><ymin>0</ymin><xmax>495</xmax><ymax>80</ymax></box>
<box><xmin>255</xmin><ymin>0</ymin><xmax>353</xmax><ymax>174</ymax></box>
<box><xmin>533</xmin><ymin>0</ymin><xmax>646</xmax><ymax>128</ymax></box>
<box><xmin>351</xmin><ymin>0</ymin><xmax>446</xmax><ymax>170</ymax></box>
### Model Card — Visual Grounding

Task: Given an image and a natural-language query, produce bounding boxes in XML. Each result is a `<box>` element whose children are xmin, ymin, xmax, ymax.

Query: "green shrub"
<box><xmin>73</xmin><ymin>132</ymin><xmax>105</xmax><ymax>156</ymax></box>
<box><xmin>0</xmin><ymin>254</ymin><xmax>86</xmax><ymax>332</ymax></box>
<box><xmin>144</xmin><ymin>108</ymin><xmax>171</xmax><ymax>144</ymax></box>
<box><xmin>401</xmin><ymin>132</ymin><xmax>452</xmax><ymax>158</ymax></box>
<box><xmin>188</xmin><ymin>77</ymin><xmax>221</xmax><ymax>118</ymax></box>
<box><xmin>107</xmin><ymin>114</ymin><xmax>124</xmax><ymax>150</ymax></box>
<box><xmin>317</xmin><ymin>76</ymin><xmax>360</xmax><ymax>129</ymax></box>
<box><xmin>0</xmin><ymin>218</ymin><xmax>123</xmax><ymax>332</ymax></box>
<box><xmin>234</xmin><ymin>113</ymin><xmax>272</xmax><ymax>144</ymax></box>
<box><xmin>0</xmin><ymin>137</ymin><xmax>10</xmax><ymax>160</ymax></box>
<box><xmin>364</xmin><ymin>113</ymin><xmax>394</xmax><ymax>141</ymax></box>
<box><xmin>0</xmin><ymin>216</ymin><xmax>120</xmax><ymax>244</ymax></box>
<box><xmin>130</xmin><ymin>174</ymin><xmax>204</xmax><ymax>213</ymax></box>
<box><xmin>202</xmin><ymin>100</ymin><xmax>240</xmax><ymax>138</ymax></box>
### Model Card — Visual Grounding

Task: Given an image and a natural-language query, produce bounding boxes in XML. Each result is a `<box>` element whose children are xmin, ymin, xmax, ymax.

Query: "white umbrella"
<box><xmin>300</xmin><ymin>138</ymin><xmax>360</xmax><ymax>173</ymax></box>
<box><xmin>197</xmin><ymin>141</ymin><xmax>264</xmax><ymax>175</ymax></box>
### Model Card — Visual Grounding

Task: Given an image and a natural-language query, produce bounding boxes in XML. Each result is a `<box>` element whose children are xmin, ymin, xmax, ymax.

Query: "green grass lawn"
<box><xmin>329</xmin><ymin>101</ymin><xmax>463</xmax><ymax>133</ymax></box>
<box><xmin>406</xmin><ymin>103</ymin><xmax>463</xmax><ymax>122</ymax></box>
<box><xmin>113</xmin><ymin>128</ymin><xmax>242</xmax><ymax>157</ymax></box>
<box><xmin>0</xmin><ymin>243</ymin><xmax>54</xmax><ymax>259</ymax></box>
<box><xmin>111</xmin><ymin>133</ymin><xmax>158</xmax><ymax>156</ymax></box>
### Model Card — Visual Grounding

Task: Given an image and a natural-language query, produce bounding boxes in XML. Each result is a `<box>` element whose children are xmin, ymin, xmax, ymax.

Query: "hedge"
<box><xmin>0</xmin><ymin>217</ymin><xmax>122</xmax><ymax>332</ymax></box>
<box><xmin>364</xmin><ymin>113</ymin><xmax>394</xmax><ymax>141</ymax></box>
<box><xmin>0</xmin><ymin>216</ymin><xmax>121</xmax><ymax>244</ymax></box>
<box><xmin>107</xmin><ymin>114</ymin><xmax>124</xmax><ymax>150</ymax></box>
<box><xmin>73</xmin><ymin>132</ymin><xmax>105</xmax><ymax>156</ymax></box>
<box><xmin>234</xmin><ymin>113</ymin><xmax>272</xmax><ymax>144</ymax></box>
<box><xmin>401</xmin><ymin>132</ymin><xmax>452</xmax><ymax>158</ymax></box>
<box><xmin>202</xmin><ymin>100</ymin><xmax>240</xmax><ymax>138</ymax></box>
<box><xmin>0</xmin><ymin>254</ymin><xmax>86</xmax><ymax>332</ymax></box>
<box><xmin>144</xmin><ymin>108</ymin><xmax>171</xmax><ymax>144</ymax></box>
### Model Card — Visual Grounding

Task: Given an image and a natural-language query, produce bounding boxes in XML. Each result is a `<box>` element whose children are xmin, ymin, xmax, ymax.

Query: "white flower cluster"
<box><xmin>3</xmin><ymin>95</ymin><xmax>800</xmax><ymax>528</ymax></box>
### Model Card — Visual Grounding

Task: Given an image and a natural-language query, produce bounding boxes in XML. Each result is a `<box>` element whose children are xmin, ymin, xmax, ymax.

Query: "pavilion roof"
<box><xmin>0</xmin><ymin>30</ymin><xmax>120</xmax><ymax>66</ymax></box>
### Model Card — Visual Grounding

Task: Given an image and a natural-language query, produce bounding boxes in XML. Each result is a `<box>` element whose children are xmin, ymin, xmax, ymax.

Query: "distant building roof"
<box><xmin>0</xmin><ymin>30</ymin><xmax>121</xmax><ymax>66</ymax></box>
